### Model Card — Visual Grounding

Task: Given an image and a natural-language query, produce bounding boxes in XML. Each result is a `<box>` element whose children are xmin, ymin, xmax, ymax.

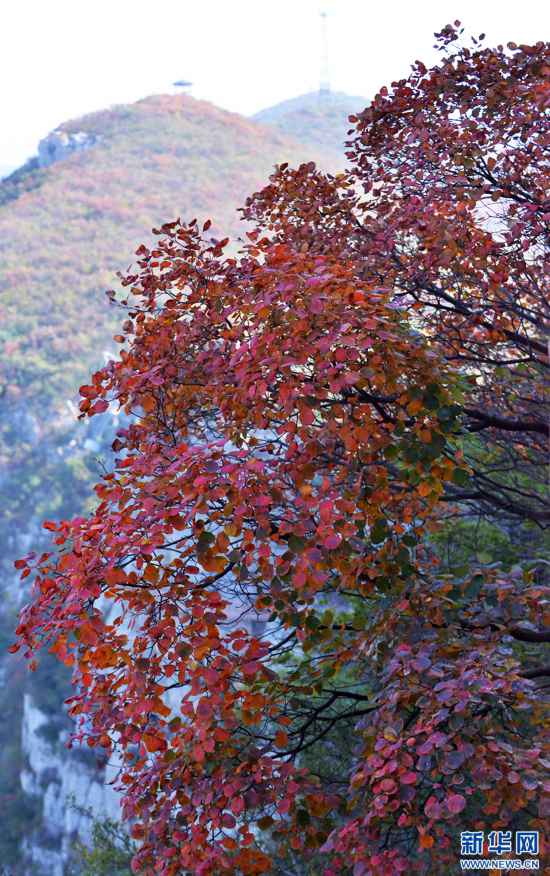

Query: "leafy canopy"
<box><xmin>15</xmin><ymin>25</ymin><xmax>549</xmax><ymax>876</ymax></box>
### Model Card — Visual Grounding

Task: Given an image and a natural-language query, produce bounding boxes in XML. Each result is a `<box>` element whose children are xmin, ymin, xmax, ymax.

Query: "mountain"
<box><xmin>0</xmin><ymin>163</ymin><xmax>16</xmax><ymax>180</ymax></box>
<box><xmin>0</xmin><ymin>89</ymin><xmax>363</xmax><ymax>875</ymax></box>
<box><xmin>252</xmin><ymin>89</ymin><xmax>366</xmax><ymax>154</ymax></box>
<box><xmin>0</xmin><ymin>93</ymin><xmax>338</xmax><ymax>416</ymax></box>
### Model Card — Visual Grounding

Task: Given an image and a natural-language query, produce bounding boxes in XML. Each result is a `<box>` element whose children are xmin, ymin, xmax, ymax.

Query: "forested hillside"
<box><xmin>253</xmin><ymin>90</ymin><xmax>365</xmax><ymax>152</ymax></box>
<box><xmin>15</xmin><ymin>28</ymin><xmax>548</xmax><ymax>875</ymax></box>
<box><xmin>0</xmin><ymin>93</ymin><xmax>345</xmax><ymax>412</ymax></box>
<box><xmin>0</xmin><ymin>88</ymin><xmax>363</xmax><ymax>875</ymax></box>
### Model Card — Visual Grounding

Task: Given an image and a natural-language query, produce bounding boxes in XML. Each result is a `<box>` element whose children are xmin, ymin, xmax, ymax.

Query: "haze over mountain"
<box><xmin>0</xmin><ymin>87</ymin><xmax>366</xmax><ymax>874</ymax></box>
<box><xmin>253</xmin><ymin>89</ymin><xmax>364</xmax><ymax>153</ymax></box>
<box><xmin>0</xmin><ymin>164</ymin><xmax>15</xmax><ymax>179</ymax></box>
<box><xmin>0</xmin><ymin>90</ymin><xmax>364</xmax><ymax>416</ymax></box>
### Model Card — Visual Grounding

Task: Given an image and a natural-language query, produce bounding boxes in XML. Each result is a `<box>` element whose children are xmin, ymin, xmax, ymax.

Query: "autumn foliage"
<box><xmin>14</xmin><ymin>26</ymin><xmax>549</xmax><ymax>875</ymax></box>
<box><xmin>0</xmin><ymin>93</ymin><xmax>326</xmax><ymax>414</ymax></box>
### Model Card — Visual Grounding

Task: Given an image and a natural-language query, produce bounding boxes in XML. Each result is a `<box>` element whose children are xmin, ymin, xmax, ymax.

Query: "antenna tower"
<box><xmin>319</xmin><ymin>11</ymin><xmax>330</xmax><ymax>95</ymax></box>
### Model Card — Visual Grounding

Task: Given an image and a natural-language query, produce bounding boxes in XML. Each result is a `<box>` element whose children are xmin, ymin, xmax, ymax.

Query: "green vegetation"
<box><xmin>0</xmin><ymin>93</ymin><xmax>335</xmax><ymax>413</ymax></box>
<box><xmin>253</xmin><ymin>90</ymin><xmax>364</xmax><ymax>155</ymax></box>
<box><xmin>0</xmin><ymin>158</ymin><xmax>46</xmax><ymax>207</ymax></box>
<box><xmin>68</xmin><ymin>814</ymin><xmax>136</xmax><ymax>876</ymax></box>
<box><xmin>0</xmin><ymin>89</ymin><xmax>361</xmax><ymax>871</ymax></box>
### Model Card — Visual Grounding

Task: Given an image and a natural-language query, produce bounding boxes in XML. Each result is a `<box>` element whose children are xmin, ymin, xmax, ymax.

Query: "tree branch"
<box><xmin>509</xmin><ymin>626</ymin><xmax>550</xmax><ymax>644</ymax></box>
<box><xmin>464</xmin><ymin>408</ymin><xmax>549</xmax><ymax>437</ymax></box>
<box><xmin>521</xmin><ymin>665</ymin><xmax>550</xmax><ymax>679</ymax></box>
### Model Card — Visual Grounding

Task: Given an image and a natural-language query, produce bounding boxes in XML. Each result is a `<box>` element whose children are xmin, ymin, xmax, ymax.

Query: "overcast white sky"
<box><xmin>0</xmin><ymin>0</ymin><xmax>548</xmax><ymax>168</ymax></box>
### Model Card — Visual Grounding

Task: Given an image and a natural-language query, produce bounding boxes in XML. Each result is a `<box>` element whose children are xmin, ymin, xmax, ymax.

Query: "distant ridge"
<box><xmin>252</xmin><ymin>90</ymin><xmax>366</xmax><ymax>155</ymax></box>
<box><xmin>0</xmin><ymin>93</ymin><xmax>337</xmax><ymax>413</ymax></box>
<box><xmin>0</xmin><ymin>164</ymin><xmax>15</xmax><ymax>180</ymax></box>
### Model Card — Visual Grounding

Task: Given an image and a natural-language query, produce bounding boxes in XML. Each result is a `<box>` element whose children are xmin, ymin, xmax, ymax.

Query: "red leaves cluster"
<box><xmin>14</xmin><ymin>27</ymin><xmax>548</xmax><ymax>876</ymax></box>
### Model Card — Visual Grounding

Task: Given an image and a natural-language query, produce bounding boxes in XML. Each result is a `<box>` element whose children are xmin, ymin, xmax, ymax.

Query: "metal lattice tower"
<box><xmin>319</xmin><ymin>11</ymin><xmax>330</xmax><ymax>95</ymax></box>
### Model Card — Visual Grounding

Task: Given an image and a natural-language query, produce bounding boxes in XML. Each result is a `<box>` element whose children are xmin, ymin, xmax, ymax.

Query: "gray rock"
<box><xmin>37</xmin><ymin>130</ymin><xmax>100</xmax><ymax>168</ymax></box>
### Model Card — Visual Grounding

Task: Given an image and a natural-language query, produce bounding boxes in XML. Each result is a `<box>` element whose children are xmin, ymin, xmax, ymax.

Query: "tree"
<box><xmin>14</xmin><ymin>26</ymin><xmax>548</xmax><ymax>876</ymax></box>
<box><xmin>69</xmin><ymin>812</ymin><xmax>136</xmax><ymax>876</ymax></box>
<box><xmin>243</xmin><ymin>25</ymin><xmax>549</xmax><ymax>530</ymax></box>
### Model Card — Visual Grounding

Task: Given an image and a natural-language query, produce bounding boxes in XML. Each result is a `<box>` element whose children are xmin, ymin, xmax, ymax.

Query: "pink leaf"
<box><xmin>400</xmin><ymin>771</ymin><xmax>418</xmax><ymax>785</ymax></box>
<box><xmin>324</xmin><ymin>533</ymin><xmax>342</xmax><ymax>550</ymax></box>
<box><xmin>446</xmin><ymin>793</ymin><xmax>466</xmax><ymax>814</ymax></box>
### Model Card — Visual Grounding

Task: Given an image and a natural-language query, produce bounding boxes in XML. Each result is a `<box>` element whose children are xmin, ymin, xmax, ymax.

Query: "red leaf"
<box><xmin>92</xmin><ymin>399</ymin><xmax>109</xmax><ymax>414</ymax></box>
<box><xmin>400</xmin><ymin>771</ymin><xmax>418</xmax><ymax>785</ymax></box>
<box><xmin>446</xmin><ymin>793</ymin><xmax>466</xmax><ymax>814</ymax></box>
<box><xmin>143</xmin><ymin>732</ymin><xmax>166</xmax><ymax>753</ymax></box>
<box><xmin>324</xmin><ymin>532</ymin><xmax>342</xmax><ymax>550</ymax></box>
<box><xmin>231</xmin><ymin>796</ymin><xmax>244</xmax><ymax>816</ymax></box>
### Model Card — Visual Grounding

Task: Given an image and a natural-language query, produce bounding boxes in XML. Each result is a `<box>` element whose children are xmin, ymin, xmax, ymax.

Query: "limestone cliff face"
<box><xmin>0</xmin><ymin>404</ymin><xmax>124</xmax><ymax>875</ymax></box>
<box><xmin>20</xmin><ymin>693</ymin><xmax>121</xmax><ymax>876</ymax></box>
<box><xmin>37</xmin><ymin>130</ymin><xmax>100</xmax><ymax>168</ymax></box>
<box><xmin>0</xmin><ymin>91</ymin><xmax>358</xmax><ymax>873</ymax></box>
